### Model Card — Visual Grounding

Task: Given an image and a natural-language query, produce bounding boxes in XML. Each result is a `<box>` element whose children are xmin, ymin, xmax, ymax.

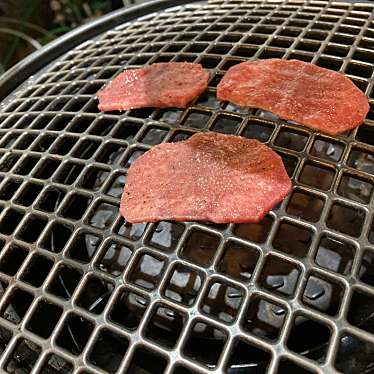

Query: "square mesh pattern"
<box><xmin>0</xmin><ymin>0</ymin><xmax>374</xmax><ymax>373</ymax></box>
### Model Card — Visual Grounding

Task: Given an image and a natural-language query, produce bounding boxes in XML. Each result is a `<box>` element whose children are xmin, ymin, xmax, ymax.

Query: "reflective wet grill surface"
<box><xmin>0</xmin><ymin>0</ymin><xmax>374</xmax><ymax>373</ymax></box>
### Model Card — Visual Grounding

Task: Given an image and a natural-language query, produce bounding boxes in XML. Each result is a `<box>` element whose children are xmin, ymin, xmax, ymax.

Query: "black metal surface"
<box><xmin>0</xmin><ymin>0</ymin><xmax>374</xmax><ymax>373</ymax></box>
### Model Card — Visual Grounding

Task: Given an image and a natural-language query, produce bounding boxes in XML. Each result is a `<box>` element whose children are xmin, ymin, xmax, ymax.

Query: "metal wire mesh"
<box><xmin>0</xmin><ymin>0</ymin><xmax>374</xmax><ymax>373</ymax></box>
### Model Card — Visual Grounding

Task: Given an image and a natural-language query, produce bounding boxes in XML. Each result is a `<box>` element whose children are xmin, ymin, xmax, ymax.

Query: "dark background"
<box><xmin>0</xmin><ymin>0</ymin><xmax>146</xmax><ymax>73</ymax></box>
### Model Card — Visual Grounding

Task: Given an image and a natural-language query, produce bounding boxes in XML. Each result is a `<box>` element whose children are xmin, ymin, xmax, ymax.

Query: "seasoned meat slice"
<box><xmin>121</xmin><ymin>132</ymin><xmax>291</xmax><ymax>223</ymax></box>
<box><xmin>98</xmin><ymin>62</ymin><xmax>209</xmax><ymax>111</ymax></box>
<box><xmin>217</xmin><ymin>59</ymin><xmax>369</xmax><ymax>135</ymax></box>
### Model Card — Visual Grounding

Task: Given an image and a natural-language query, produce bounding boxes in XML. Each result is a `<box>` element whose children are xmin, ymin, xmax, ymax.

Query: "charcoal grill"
<box><xmin>0</xmin><ymin>0</ymin><xmax>374</xmax><ymax>373</ymax></box>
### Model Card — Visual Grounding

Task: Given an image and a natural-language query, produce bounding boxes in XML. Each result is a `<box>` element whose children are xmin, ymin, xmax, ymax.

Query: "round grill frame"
<box><xmin>0</xmin><ymin>0</ymin><xmax>374</xmax><ymax>373</ymax></box>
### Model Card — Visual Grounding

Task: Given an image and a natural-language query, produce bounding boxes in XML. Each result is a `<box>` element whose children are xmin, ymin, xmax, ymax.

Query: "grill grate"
<box><xmin>1</xmin><ymin>0</ymin><xmax>374</xmax><ymax>373</ymax></box>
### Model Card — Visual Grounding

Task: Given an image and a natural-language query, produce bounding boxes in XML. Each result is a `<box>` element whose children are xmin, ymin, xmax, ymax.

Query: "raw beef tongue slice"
<box><xmin>97</xmin><ymin>62</ymin><xmax>210</xmax><ymax>111</ymax></box>
<box><xmin>217</xmin><ymin>58</ymin><xmax>369</xmax><ymax>135</ymax></box>
<box><xmin>121</xmin><ymin>132</ymin><xmax>292</xmax><ymax>224</ymax></box>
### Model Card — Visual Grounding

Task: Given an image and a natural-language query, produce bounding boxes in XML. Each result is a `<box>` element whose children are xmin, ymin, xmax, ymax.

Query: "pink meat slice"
<box><xmin>97</xmin><ymin>62</ymin><xmax>209</xmax><ymax>111</ymax></box>
<box><xmin>217</xmin><ymin>59</ymin><xmax>369</xmax><ymax>135</ymax></box>
<box><xmin>121</xmin><ymin>132</ymin><xmax>292</xmax><ymax>224</ymax></box>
